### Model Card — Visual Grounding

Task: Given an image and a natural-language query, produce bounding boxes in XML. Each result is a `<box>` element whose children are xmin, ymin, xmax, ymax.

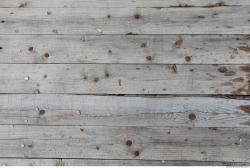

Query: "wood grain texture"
<box><xmin>0</xmin><ymin>35</ymin><xmax>250</xmax><ymax>64</ymax></box>
<box><xmin>0</xmin><ymin>159</ymin><xmax>249</xmax><ymax>166</ymax></box>
<box><xmin>0</xmin><ymin>7</ymin><xmax>249</xmax><ymax>34</ymax></box>
<box><xmin>0</xmin><ymin>64</ymin><xmax>249</xmax><ymax>94</ymax></box>
<box><xmin>0</xmin><ymin>125</ymin><xmax>249</xmax><ymax>161</ymax></box>
<box><xmin>0</xmin><ymin>94</ymin><xmax>250</xmax><ymax>127</ymax></box>
<box><xmin>0</xmin><ymin>0</ymin><xmax>249</xmax><ymax>8</ymax></box>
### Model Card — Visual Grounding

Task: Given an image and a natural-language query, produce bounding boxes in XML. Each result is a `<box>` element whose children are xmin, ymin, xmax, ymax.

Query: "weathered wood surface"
<box><xmin>0</xmin><ymin>64</ymin><xmax>249</xmax><ymax>94</ymax></box>
<box><xmin>0</xmin><ymin>125</ymin><xmax>249</xmax><ymax>162</ymax></box>
<box><xmin>1</xmin><ymin>0</ymin><xmax>250</xmax><ymax>8</ymax></box>
<box><xmin>0</xmin><ymin>94</ymin><xmax>250</xmax><ymax>127</ymax></box>
<box><xmin>0</xmin><ymin>159</ymin><xmax>249</xmax><ymax>166</ymax></box>
<box><xmin>0</xmin><ymin>35</ymin><xmax>250</xmax><ymax>64</ymax></box>
<box><xmin>0</xmin><ymin>7</ymin><xmax>249</xmax><ymax>34</ymax></box>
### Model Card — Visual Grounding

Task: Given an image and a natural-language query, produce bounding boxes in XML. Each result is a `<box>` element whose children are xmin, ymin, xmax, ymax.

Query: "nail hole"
<box><xmin>188</xmin><ymin>113</ymin><xmax>196</xmax><ymax>120</ymax></box>
<box><xmin>126</xmin><ymin>140</ymin><xmax>132</xmax><ymax>146</ymax></box>
<box><xmin>28</xmin><ymin>47</ymin><xmax>33</xmax><ymax>52</ymax></box>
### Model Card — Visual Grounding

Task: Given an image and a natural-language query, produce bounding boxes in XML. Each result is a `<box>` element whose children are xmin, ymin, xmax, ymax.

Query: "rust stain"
<box><xmin>133</xmin><ymin>150</ymin><xmax>140</xmax><ymax>157</ymax></box>
<box><xmin>238</xmin><ymin>47</ymin><xmax>250</xmax><ymax>53</ymax></box>
<box><xmin>175</xmin><ymin>36</ymin><xmax>183</xmax><ymax>48</ymax></box>
<box><xmin>240</xmin><ymin>65</ymin><xmax>250</xmax><ymax>72</ymax></box>
<box><xmin>232</xmin><ymin>77</ymin><xmax>244</xmax><ymax>83</ymax></box>
<box><xmin>239</xmin><ymin>105</ymin><xmax>250</xmax><ymax>114</ymax></box>
<box><xmin>206</xmin><ymin>2</ymin><xmax>226</xmax><ymax>8</ymax></box>
<box><xmin>43</xmin><ymin>53</ymin><xmax>50</xmax><ymax>58</ymax></box>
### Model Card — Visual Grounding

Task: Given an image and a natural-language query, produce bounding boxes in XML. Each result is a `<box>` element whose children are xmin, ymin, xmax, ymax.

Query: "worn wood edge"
<box><xmin>0</xmin><ymin>35</ymin><xmax>250</xmax><ymax>64</ymax></box>
<box><xmin>0</xmin><ymin>0</ymin><xmax>249</xmax><ymax>8</ymax></box>
<box><xmin>0</xmin><ymin>158</ymin><xmax>249</xmax><ymax>166</ymax></box>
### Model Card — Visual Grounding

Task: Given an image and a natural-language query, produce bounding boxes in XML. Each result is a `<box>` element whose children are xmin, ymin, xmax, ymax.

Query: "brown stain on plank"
<box><xmin>232</xmin><ymin>77</ymin><xmax>244</xmax><ymax>83</ymax></box>
<box><xmin>239</xmin><ymin>105</ymin><xmax>250</xmax><ymax>114</ymax></box>
<box><xmin>238</xmin><ymin>47</ymin><xmax>250</xmax><ymax>53</ymax></box>
<box><xmin>240</xmin><ymin>65</ymin><xmax>250</xmax><ymax>72</ymax></box>
<box><xmin>174</xmin><ymin>36</ymin><xmax>183</xmax><ymax>48</ymax></box>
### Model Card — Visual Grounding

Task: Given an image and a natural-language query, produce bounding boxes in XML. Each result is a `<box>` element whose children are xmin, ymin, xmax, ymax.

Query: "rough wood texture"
<box><xmin>0</xmin><ymin>7</ymin><xmax>249</xmax><ymax>34</ymax></box>
<box><xmin>0</xmin><ymin>125</ymin><xmax>249</xmax><ymax>162</ymax></box>
<box><xmin>1</xmin><ymin>0</ymin><xmax>250</xmax><ymax>8</ymax></box>
<box><xmin>0</xmin><ymin>35</ymin><xmax>250</xmax><ymax>64</ymax></box>
<box><xmin>0</xmin><ymin>159</ymin><xmax>249</xmax><ymax>166</ymax></box>
<box><xmin>0</xmin><ymin>94</ymin><xmax>250</xmax><ymax>127</ymax></box>
<box><xmin>0</xmin><ymin>64</ymin><xmax>249</xmax><ymax>94</ymax></box>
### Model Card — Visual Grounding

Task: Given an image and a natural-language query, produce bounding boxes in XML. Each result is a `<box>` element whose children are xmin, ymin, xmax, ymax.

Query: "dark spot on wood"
<box><xmin>28</xmin><ymin>47</ymin><xmax>33</xmax><ymax>52</ymax></box>
<box><xmin>105</xmin><ymin>72</ymin><xmax>110</xmax><ymax>78</ymax></box>
<box><xmin>146</xmin><ymin>56</ymin><xmax>152</xmax><ymax>61</ymax></box>
<box><xmin>206</xmin><ymin>2</ymin><xmax>226</xmax><ymax>8</ymax></box>
<box><xmin>0</xmin><ymin>47</ymin><xmax>2</xmax><ymax>50</ymax></box>
<box><xmin>43</xmin><ymin>74</ymin><xmax>47</xmax><ymax>79</ymax></box>
<box><xmin>197</xmin><ymin>16</ymin><xmax>205</xmax><ymax>19</ymax></box>
<box><xmin>107</xmin><ymin>14</ymin><xmax>111</xmax><ymax>19</ymax></box>
<box><xmin>189</xmin><ymin>69</ymin><xmax>194</xmax><ymax>72</ymax></box>
<box><xmin>27</xmin><ymin>144</ymin><xmax>33</xmax><ymax>148</ymax></box>
<box><xmin>96</xmin><ymin>146</ymin><xmax>100</xmax><ymax>150</ymax></box>
<box><xmin>232</xmin><ymin>77</ymin><xmax>244</xmax><ymax>83</ymax></box>
<box><xmin>136</xmin><ymin>67</ymin><xmax>140</xmax><ymax>70</ymax></box>
<box><xmin>169</xmin><ymin>64</ymin><xmax>177</xmax><ymax>73</ymax></box>
<box><xmin>162</xmin><ymin>88</ymin><xmax>166</xmax><ymax>91</ymax></box>
<box><xmin>83</xmin><ymin>76</ymin><xmax>88</xmax><ymax>80</ymax></box>
<box><xmin>169</xmin><ymin>4</ymin><xmax>195</xmax><ymax>8</ymax></box>
<box><xmin>188</xmin><ymin>113</ymin><xmax>196</xmax><ymax>120</ymax></box>
<box><xmin>93</xmin><ymin>77</ymin><xmax>99</xmax><ymax>83</ymax></box>
<box><xmin>184</xmin><ymin>139</ymin><xmax>188</xmax><ymax>142</ymax></box>
<box><xmin>19</xmin><ymin>2</ymin><xmax>28</xmax><ymax>8</ymax></box>
<box><xmin>240</xmin><ymin>65</ymin><xmax>250</xmax><ymax>72</ymax></box>
<box><xmin>141</xmin><ymin>43</ymin><xmax>147</xmax><ymax>48</ymax></box>
<box><xmin>1</xmin><ymin>20</ymin><xmax>5</xmax><ymax>23</ymax></box>
<box><xmin>238</xmin><ymin>47</ymin><xmax>250</xmax><ymax>53</ymax></box>
<box><xmin>201</xmin><ymin>151</ymin><xmax>206</xmax><ymax>154</ymax></box>
<box><xmin>43</xmin><ymin>53</ymin><xmax>50</xmax><ymax>58</ymax></box>
<box><xmin>118</xmin><ymin>79</ymin><xmax>122</xmax><ymax>86</ymax></box>
<box><xmin>134</xmin><ymin>14</ymin><xmax>141</xmax><ymax>19</ymax></box>
<box><xmin>126</xmin><ymin>140</ymin><xmax>132</xmax><ymax>146</ymax></box>
<box><xmin>80</xmin><ymin>128</ymin><xmax>84</xmax><ymax>132</ymax></box>
<box><xmin>52</xmin><ymin>29</ymin><xmax>58</xmax><ymax>34</ymax></box>
<box><xmin>39</xmin><ymin>109</ymin><xmax>45</xmax><ymax>115</ymax></box>
<box><xmin>127</xmin><ymin>32</ymin><xmax>138</xmax><ymax>35</ymax></box>
<box><xmin>108</xmin><ymin>49</ymin><xmax>112</xmax><ymax>54</ymax></box>
<box><xmin>185</xmin><ymin>56</ymin><xmax>192</xmax><ymax>62</ymax></box>
<box><xmin>239</xmin><ymin>105</ymin><xmax>250</xmax><ymax>114</ymax></box>
<box><xmin>10</xmin><ymin>12</ymin><xmax>14</xmax><ymax>15</ymax></box>
<box><xmin>218</xmin><ymin>67</ymin><xmax>228</xmax><ymax>73</ymax></box>
<box><xmin>175</xmin><ymin>36</ymin><xmax>183</xmax><ymax>48</ymax></box>
<box><xmin>208</xmin><ymin>127</ymin><xmax>218</xmax><ymax>131</ymax></box>
<box><xmin>47</xmin><ymin>11</ymin><xmax>52</xmax><ymax>15</ymax></box>
<box><xmin>133</xmin><ymin>150</ymin><xmax>140</xmax><ymax>157</ymax></box>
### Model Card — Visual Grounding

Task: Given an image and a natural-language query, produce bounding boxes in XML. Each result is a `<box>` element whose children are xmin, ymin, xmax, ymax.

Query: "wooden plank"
<box><xmin>0</xmin><ymin>159</ymin><xmax>249</xmax><ymax>166</ymax></box>
<box><xmin>0</xmin><ymin>35</ymin><xmax>250</xmax><ymax>64</ymax></box>
<box><xmin>0</xmin><ymin>64</ymin><xmax>249</xmax><ymax>94</ymax></box>
<box><xmin>0</xmin><ymin>7</ymin><xmax>249</xmax><ymax>34</ymax></box>
<box><xmin>0</xmin><ymin>94</ymin><xmax>250</xmax><ymax>127</ymax></box>
<box><xmin>0</xmin><ymin>125</ymin><xmax>249</xmax><ymax>162</ymax></box>
<box><xmin>0</xmin><ymin>0</ymin><xmax>249</xmax><ymax>8</ymax></box>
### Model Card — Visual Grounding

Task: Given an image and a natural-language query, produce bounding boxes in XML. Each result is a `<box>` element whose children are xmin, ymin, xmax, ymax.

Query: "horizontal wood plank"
<box><xmin>0</xmin><ymin>35</ymin><xmax>250</xmax><ymax>64</ymax></box>
<box><xmin>0</xmin><ymin>0</ymin><xmax>249</xmax><ymax>8</ymax></box>
<box><xmin>0</xmin><ymin>125</ymin><xmax>249</xmax><ymax>161</ymax></box>
<box><xmin>0</xmin><ymin>7</ymin><xmax>249</xmax><ymax>34</ymax></box>
<box><xmin>0</xmin><ymin>159</ymin><xmax>249</xmax><ymax>166</ymax></box>
<box><xmin>0</xmin><ymin>64</ymin><xmax>249</xmax><ymax>94</ymax></box>
<box><xmin>0</xmin><ymin>94</ymin><xmax>250</xmax><ymax>127</ymax></box>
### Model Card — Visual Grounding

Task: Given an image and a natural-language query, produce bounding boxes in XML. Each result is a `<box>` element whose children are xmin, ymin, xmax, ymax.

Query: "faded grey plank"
<box><xmin>0</xmin><ymin>7</ymin><xmax>249</xmax><ymax>34</ymax></box>
<box><xmin>0</xmin><ymin>159</ymin><xmax>249</xmax><ymax>166</ymax></box>
<box><xmin>0</xmin><ymin>94</ymin><xmax>250</xmax><ymax>127</ymax></box>
<box><xmin>0</xmin><ymin>125</ymin><xmax>249</xmax><ymax>162</ymax></box>
<box><xmin>0</xmin><ymin>64</ymin><xmax>249</xmax><ymax>94</ymax></box>
<box><xmin>0</xmin><ymin>35</ymin><xmax>250</xmax><ymax>64</ymax></box>
<box><xmin>0</xmin><ymin>0</ymin><xmax>249</xmax><ymax>8</ymax></box>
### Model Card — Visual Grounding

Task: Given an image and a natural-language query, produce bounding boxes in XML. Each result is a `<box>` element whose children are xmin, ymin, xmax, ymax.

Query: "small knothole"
<box><xmin>141</xmin><ymin>43</ymin><xmax>147</xmax><ymax>48</ymax></box>
<box><xmin>134</xmin><ymin>14</ymin><xmax>141</xmax><ymax>19</ymax></box>
<box><xmin>28</xmin><ymin>47</ymin><xmax>33</xmax><ymax>52</ymax></box>
<box><xmin>0</xmin><ymin>46</ymin><xmax>2</xmax><ymax>50</ymax></box>
<box><xmin>126</xmin><ymin>140</ymin><xmax>133</xmax><ymax>146</ymax></box>
<box><xmin>47</xmin><ymin>11</ymin><xmax>52</xmax><ymax>15</ymax></box>
<box><xmin>43</xmin><ymin>74</ymin><xmax>47</xmax><ymax>79</ymax></box>
<box><xmin>108</xmin><ymin>49</ymin><xmax>112</xmax><ymax>54</ymax></box>
<box><xmin>96</xmin><ymin>146</ymin><xmax>100</xmax><ymax>150</ymax></box>
<box><xmin>80</xmin><ymin>128</ymin><xmax>84</xmax><ymax>132</ymax></box>
<box><xmin>185</xmin><ymin>56</ymin><xmax>192</xmax><ymax>62</ymax></box>
<box><xmin>39</xmin><ymin>109</ymin><xmax>45</xmax><ymax>115</ymax></box>
<box><xmin>107</xmin><ymin>14</ymin><xmax>111</xmax><ymax>19</ymax></box>
<box><xmin>105</xmin><ymin>72</ymin><xmax>110</xmax><ymax>78</ymax></box>
<box><xmin>188</xmin><ymin>113</ymin><xmax>196</xmax><ymax>120</ymax></box>
<box><xmin>43</xmin><ymin>53</ymin><xmax>50</xmax><ymax>58</ymax></box>
<box><xmin>1</xmin><ymin>20</ymin><xmax>5</xmax><ymax>23</ymax></box>
<box><xmin>146</xmin><ymin>56</ymin><xmax>152</xmax><ymax>61</ymax></box>
<box><xmin>93</xmin><ymin>77</ymin><xmax>99</xmax><ymax>83</ymax></box>
<box><xmin>133</xmin><ymin>150</ymin><xmax>140</xmax><ymax>157</ymax></box>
